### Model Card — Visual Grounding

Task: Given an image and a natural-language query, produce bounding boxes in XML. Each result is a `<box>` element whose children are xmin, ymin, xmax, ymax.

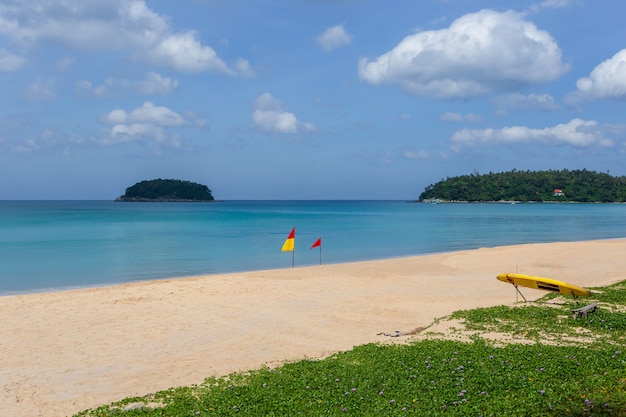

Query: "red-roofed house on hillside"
<box><xmin>554</xmin><ymin>188</ymin><xmax>565</xmax><ymax>196</ymax></box>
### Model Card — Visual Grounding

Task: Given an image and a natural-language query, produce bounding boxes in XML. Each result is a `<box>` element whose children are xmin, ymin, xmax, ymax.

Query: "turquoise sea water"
<box><xmin>1</xmin><ymin>200</ymin><xmax>626</xmax><ymax>295</ymax></box>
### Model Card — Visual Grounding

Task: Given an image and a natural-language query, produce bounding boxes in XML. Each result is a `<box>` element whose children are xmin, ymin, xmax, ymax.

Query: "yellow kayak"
<box><xmin>497</xmin><ymin>273</ymin><xmax>592</xmax><ymax>297</ymax></box>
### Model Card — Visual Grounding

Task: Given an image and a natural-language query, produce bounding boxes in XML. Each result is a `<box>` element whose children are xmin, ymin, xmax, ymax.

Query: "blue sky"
<box><xmin>1</xmin><ymin>0</ymin><xmax>625</xmax><ymax>200</ymax></box>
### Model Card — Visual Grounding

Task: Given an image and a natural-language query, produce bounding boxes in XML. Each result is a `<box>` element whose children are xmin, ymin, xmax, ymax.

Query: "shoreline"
<box><xmin>3</xmin><ymin>236</ymin><xmax>623</xmax><ymax>298</ymax></box>
<box><xmin>2</xmin><ymin>238</ymin><xmax>625</xmax><ymax>417</ymax></box>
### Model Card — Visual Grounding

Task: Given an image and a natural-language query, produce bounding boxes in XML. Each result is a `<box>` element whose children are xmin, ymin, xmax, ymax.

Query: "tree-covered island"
<box><xmin>419</xmin><ymin>169</ymin><xmax>626</xmax><ymax>203</ymax></box>
<box><xmin>115</xmin><ymin>179</ymin><xmax>215</xmax><ymax>202</ymax></box>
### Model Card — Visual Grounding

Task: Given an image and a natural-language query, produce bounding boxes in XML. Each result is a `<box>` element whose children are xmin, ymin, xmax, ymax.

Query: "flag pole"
<box><xmin>310</xmin><ymin>237</ymin><xmax>322</xmax><ymax>265</ymax></box>
<box><xmin>282</xmin><ymin>228</ymin><xmax>296</xmax><ymax>268</ymax></box>
<box><xmin>292</xmin><ymin>232</ymin><xmax>295</xmax><ymax>268</ymax></box>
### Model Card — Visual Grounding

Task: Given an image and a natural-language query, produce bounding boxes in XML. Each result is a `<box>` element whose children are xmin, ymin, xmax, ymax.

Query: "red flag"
<box><xmin>310</xmin><ymin>237</ymin><xmax>321</xmax><ymax>249</ymax></box>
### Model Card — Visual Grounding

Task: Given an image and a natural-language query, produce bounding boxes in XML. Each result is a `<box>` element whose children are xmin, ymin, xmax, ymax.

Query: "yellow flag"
<box><xmin>282</xmin><ymin>228</ymin><xmax>295</xmax><ymax>252</ymax></box>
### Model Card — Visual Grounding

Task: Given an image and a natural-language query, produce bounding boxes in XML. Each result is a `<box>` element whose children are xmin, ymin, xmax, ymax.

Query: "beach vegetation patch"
<box><xmin>451</xmin><ymin>282</ymin><xmax>626</xmax><ymax>345</ymax></box>
<box><xmin>74</xmin><ymin>280</ymin><xmax>626</xmax><ymax>417</ymax></box>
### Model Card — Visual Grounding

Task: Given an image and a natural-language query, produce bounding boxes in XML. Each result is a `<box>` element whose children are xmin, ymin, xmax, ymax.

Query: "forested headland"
<box><xmin>419</xmin><ymin>169</ymin><xmax>626</xmax><ymax>203</ymax></box>
<box><xmin>115</xmin><ymin>179</ymin><xmax>215</xmax><ymax>202</ymax></box>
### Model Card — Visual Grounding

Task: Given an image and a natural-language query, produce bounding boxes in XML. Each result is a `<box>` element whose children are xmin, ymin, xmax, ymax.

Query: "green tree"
<box><xmin>118</xmin><ymin>179</ymin><xmax>214</xmax><ymax>201</ymax></box>
<box><xmin>418</xmin><ymin>169</ymin><xmax>626</xmax><ymax>203</ymax></box>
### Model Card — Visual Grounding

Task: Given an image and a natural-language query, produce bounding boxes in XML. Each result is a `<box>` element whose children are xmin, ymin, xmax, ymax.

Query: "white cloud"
<box><xmin>0</xmin><ymin>49</ymin><xmax>26</xmax><ymax>72</ymax></box>
<box><xmin>99</xmin><ymin>101</ymin><xmax>188</xmax><ymax>146</ymax></box>
<box><xmin>77</xmin><ymin>72</ymin><xmax>178</xmax><ymax>96</ymax></box>
<box><xmin>103</xmin><ymin>109</ymin><xmax>128</xmax><ymax>125</ymax></box>
<box><xmin>1</xmin><ymin>101</ymin><xmax>199</xmax><ymax>151</ymax></box>
<box><xmin>494</xmin><ymin>92</ymin><xmax>559</xmax><ymax>111</ymax></box>
<box><xmin>0</xmin><ymin>122</ymin><xmax>89</xmax><ymax>154</ymax></box>
<box><xmin>55</xmin><ymin>57</ymin><xmax>75</xmax><ymax>71</ymax></box>
<box><xmin>358</xmin><ymin>146</ymin><xmax>429</xmax><ymax>164</ymax></box>
<box><xmin>233</xmin><ymin>58</ymin><xmax>255</xmax><ymax>78</ymax></box>
<box><xmin>389</xmin><ymin>113</ymin><xmax>412</xmax><ymax>121</ymax></box>
<box><xmin>76</xmin><ymin>80</ymin><xmax>92</xmax><ymax>91</ymax></box>
<box><xmin>526</xmin><ymin>0</ymin><xmax>573</xmax><ymax>14</ymax></box>
<box><xmin>25</xmin><ymin>78</ymin><xmax>55</xmax><ymax>101</ymax></box>
<box><xmin>403</xmin><ymin>149</ymin><xmax>428</xmax><ymax>160</ymax></box>
<box><xmin>569</xmin><ymin>49</ymin><xmax>626</xmax><ymax>102</ymax></box>
<box><xmin>109</xmin><ymin>123</ymin><xmax>167</xmax><ymax>144</ymax></box>
<box><xmin>252</xmin><ymin>93</ymin><xmax>316</xmax><ymax>134</ymax></box>
<box><xmin>316</xmin><ymin>25</ymin><xmax>352</xmax><ymax>52</ymax></box>
<box><xmin>440</xmin><ymin>112</ymin><xmax>483</xmax><ymax>123</ymax></box>
<box><xmin>76</xmin><ymin>78</ymin><xmax>113</xmax><ymax>97</ymax></box>
<box><xmin>464</xmin><ymin>113</ymin><xmax>484</xmax><ymax>123</ymax></box>
<box><xmin>137</xmin><ymin>72</ymin><xmax>179</xmax><ymax>94</ymax></box>
<box><xmin>138</xmin><ymin>31</ymin><xmax>231</xmax><ymax>74</ymax></box>
<box><xmin>0</xmin><ymin>0</ymin><xmax>252</xmax><ymax>75</ymax></box>
<box><xmin>11</xmin><ymin>139</ymin><xmax>40</xmax><ymax>154</ymax></box>
<box><xmin>102</xmin><ymin>101</ymin><xmax>186</xmax><ymax>126</ymax></box>
<box><xmin>0</xmin><ymin>1</ymin><xmax>166</xmax><ymax>49</ymax></box>
<box><xmin>440</xmin><ymin>112</ymin><xmax>464</xmax><ymax>122</ymax></box>
<box><xmin>358</xmin><ymin>9</ymin><xmax>567</xmax><ymax>99</ymax></box>
<box><xmin>128</xmin><ymin>101</ymin><xmax>186</xmax><ymax>126</ymax></box>
<box><xmin>450</xmin><ymin>118</ymin><xmax>614</xmax><ymax>151</ymax></box>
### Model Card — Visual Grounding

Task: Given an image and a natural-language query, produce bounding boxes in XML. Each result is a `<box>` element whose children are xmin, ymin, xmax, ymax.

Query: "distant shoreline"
<box><xmin>418</xmin><ymin>199</ymin><xmax>626</xmax><ymax>204</ymax></box>
<box><xmin>114</xmin><ymin>197</ymin><xmax>223</xmax><ymax>202</ymax></box>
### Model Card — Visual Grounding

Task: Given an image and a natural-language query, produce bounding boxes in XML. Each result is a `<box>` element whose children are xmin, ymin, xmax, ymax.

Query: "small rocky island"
<box><xmin>115</xmin><ymin>179</ymin><xmax>215</xmax><ymax>202</ymax></box>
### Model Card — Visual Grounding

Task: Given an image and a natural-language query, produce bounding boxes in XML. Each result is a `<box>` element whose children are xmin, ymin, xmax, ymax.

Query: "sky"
<box><xmin>0</xmin><ymin>0</ymin><xmax>625</xmax><ymax>200</ymax></box>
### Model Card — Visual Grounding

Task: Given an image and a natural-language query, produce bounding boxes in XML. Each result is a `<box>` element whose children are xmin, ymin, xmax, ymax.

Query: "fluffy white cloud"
<box><xmin>316</xmin><ymin>25</ymin><xmax>352</xmax><ymax>52</ymax></box>
<box><xmin>138</xmin><ymin>31</ymin><xmax>231</xmax><ymax>74</ymax></box>
<box><xmin>571</xmin><ymin>49</ymin><xmax>626</xmax><ymax>101</ymax></box>
<box><xmin>0</xmin><ymin>0</ymin><xmax>166</xmax><ymax>49</ymax></box>
<box><xmin>102</xmin><ymin>101</ymin><xmax>186</xmax><ymax>126</ymax></box>
<box><xmin>109</xmin><ymin>123</ymin><xmax>167</xmax><ymax>144</ymax></box>
<box><xmin>99</xmin><ymin>101</ymin><xmax>188</xmax><ymax>146</ymax></box>
<box><xmin>2</xmin><ymin>101</ymin><xmax>191</xmax><ymax>150</ymax></box>
<box><xmin>450</xmin><ymin>118</ymin><xmax>613</xmax><ymax>150</ymax></box>
<box><xmin>0</xmin><ymin>0</ymin><xmax>252</xmax><ymax>75</ymax></box>
<box><xmin>358</xmin><ymin>9</ymin><xmax>567</xmax><ymax>99</ymax></box>
<box><xmin>252</xmin><ymin>93</ymin><xmax>316</xmax><ymax>134</ymax></box>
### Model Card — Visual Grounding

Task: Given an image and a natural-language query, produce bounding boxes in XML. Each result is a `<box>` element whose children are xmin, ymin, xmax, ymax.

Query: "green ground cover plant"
<box><xmin>75</xmin><ymin>281</ymin><xmax>626</xmax><ymax>417</ymax></box>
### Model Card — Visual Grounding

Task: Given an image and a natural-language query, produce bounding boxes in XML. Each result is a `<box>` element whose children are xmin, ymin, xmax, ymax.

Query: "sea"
<box><xmin>1</xmin><ymin>200</ymin><xmax>626</xmax><ymax>295</ymax></box>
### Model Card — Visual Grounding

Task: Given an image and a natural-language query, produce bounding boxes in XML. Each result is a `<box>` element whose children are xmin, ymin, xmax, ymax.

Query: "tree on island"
<box><xmin>116</xmin><ymin>179</ymin><xmax>215</xmax><ymax>202</ymax></box>
<box><xmin>419</xmin><ymin>169</ymin><xmax>626</xmax><ymax>203</ymax></box>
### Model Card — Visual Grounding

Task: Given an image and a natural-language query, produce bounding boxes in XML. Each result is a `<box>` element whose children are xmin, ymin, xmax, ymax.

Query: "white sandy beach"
<box><xmin>1</xmin><ymin>239</ymin><xmax>624</xmax><ymax>417</ymax></box>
